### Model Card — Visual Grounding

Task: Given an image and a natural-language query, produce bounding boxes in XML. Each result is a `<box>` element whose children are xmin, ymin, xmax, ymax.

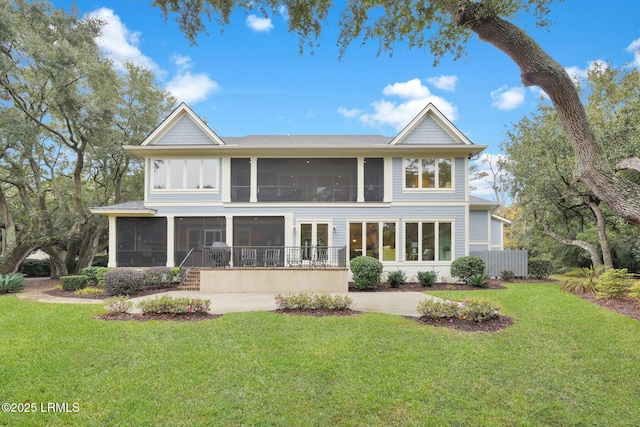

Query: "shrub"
<box><xmin>137</xmin><ymin>295</ymin><xmax>211</xmax><ymax>315</ymax></box>
<box><xmin>468</xmin><ymin>274</ymin><xmax>490</xmax><ymax>288</ymax></box>
<box><xmin>143</xmin><ymin>267</ymin><xmax>173</xmax><ymax>290</ymax></box>
<box><xmin>103</xmin><ymin>268</ymin><xmax>144</xmax><ymax>296</ymax></box>
<box><xmin>461</xmin><ymin>297</ymin><xmax>502</xmax><ymax>322</ymax></box>
<box><xmin>450</xmin><ymin>256</ymin><xmax>485</xmax><ymax>284</ymax></box>
<box><xmin>500</xmin><ymin>270</ymin><xmax>515</xmax><ymax>281</ymax></box>
<box><xmin>19</xmin><ymin>258</ymin><xmax>51</xmax><ymax>277</ymax></box>
<box><xmin>75</xmin><ymin>287</ymin><xmax>104</xmax><ymax>296</ymax></box>
<box><xmin>0</xmin><ymin>273</ymin><xmax>27</xmax><ymax>294</ymax></box>
<box><xmin>81</xmin><ymin>267</ymin><xmax>110</xmax><ymax>287</ymax></box>
<box><xmin>416</xmin><ymin>298</ymin><xmax>462</xmax><ymax>319</ymax></box>
<box><xmin>60</xmin><ymin>275</ymin><xmax>88</xmax><ymax>291</ymax></box>
<box><xmin>350</xmin><ymin>256</ymin><xmax>383</xmax><ymax>290</ymax></box>
<box><xmin>275</xmin><ymin>292</ymin><xmax>353</xmax><ymax>311</ymax></box>
<box><xmin>417</xmin><ymin>271</ymin><xmax>437</xmax><ymax>287</ymax></box>
<box><xmin>104</xmin><ymin>296</ymin><xmax>133</xmax><ymax>314</ymax></box>
<box><xmin>386</xmin><ymin>270</ymin><xmax>406</xmax><ymax>288</ymax></box>
<box><xmin>629</xmin><ymin>281</ymin><xmax>640</xmax><ymax>299</ymax></box>
<box><xmin>170</xmin><ymin>267</ymin><xmax>188</xmax><ymax>285</ymax></box>
<box><xmin>560</xmin><ymin>265</ymin><xmax>604</xmax><ymax>294</ymax></box>
<box><xmin>596</xmin><ymin>268</ymin><xmax>634</xmax><ymax>299</ymax></box>
<box><xmin>529</xmin><ymin>259</ymin><xmax>553</xmax><ymax>279</ymax></box>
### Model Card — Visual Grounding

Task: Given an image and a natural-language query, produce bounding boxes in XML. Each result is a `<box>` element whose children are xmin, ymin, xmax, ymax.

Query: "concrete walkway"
<box><xmin>20</xmin><ymin>278</ymin><xmax>439</xmax><ymax>317</ymax></box>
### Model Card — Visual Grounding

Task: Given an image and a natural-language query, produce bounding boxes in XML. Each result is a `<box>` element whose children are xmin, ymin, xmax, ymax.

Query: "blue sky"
<box><xmin>51</xmin><ymin>0</ymin><xmax>640</xmax><ymax>198</ymax></box>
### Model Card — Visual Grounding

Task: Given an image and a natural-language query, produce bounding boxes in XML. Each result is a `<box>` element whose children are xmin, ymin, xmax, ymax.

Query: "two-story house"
<box><xmin>91</xmin><ymin>102</ymin><xmax>506</xmax><ymax>288</ymax></box>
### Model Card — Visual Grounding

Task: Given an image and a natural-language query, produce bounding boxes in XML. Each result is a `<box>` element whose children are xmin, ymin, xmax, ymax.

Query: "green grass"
<box><xmin>1</xmin><ymin>283</ymin><xmax>639</xmax><ymax>426</ymax></box>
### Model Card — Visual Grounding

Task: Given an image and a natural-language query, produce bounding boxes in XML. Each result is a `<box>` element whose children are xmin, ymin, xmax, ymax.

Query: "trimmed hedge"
<box><xmin>103</xmin><ymin>268</ymin><xmax>145</xmax><ymax>296</ymax></box>
<box><xmin>528</xmin><ymin>259</ymin><xmax>553</xmax><ymax>279</ymax></box>
<box><xmin>61</xmin><ymin>275</ymin><xmax>88</xmax><ymax>291</ymax></box>
<box><xmin>350</xmin><ymin>256</ymin><xmax>383</xmax><ymax>290</ymax></box>
<box><xmin>19</xmin><ymin>259</ymin><xmax>51</xmax><ymax>277</ymax></box>
<box><xmin>450</xmin><ymin>256</ymin><xmax>485</xmax><ymax>284</ymax></box>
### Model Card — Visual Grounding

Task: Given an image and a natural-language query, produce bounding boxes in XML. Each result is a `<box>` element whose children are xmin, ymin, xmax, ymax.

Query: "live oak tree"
<box><xmin>152</xmin><ymin>0</ymin><xmax>640</xmax><ymax>226</ymax></box>
<box><xmin>503</xmin><ymin>64</ymin><xmax>640</xmax><ymax>269</ymax></box>
<box><xmin>0</xmin><ymin>1</ymin><xmax>174</xmax><ymax>276</ymax></box>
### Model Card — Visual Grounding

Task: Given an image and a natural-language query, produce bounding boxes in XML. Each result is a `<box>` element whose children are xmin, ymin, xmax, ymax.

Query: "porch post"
<box><xmin>250</xmin><ymin>157</ymin><xmax>258</xmax><ymax>203</ymax></box>
<box><xmin>166</xmin><ymin>215</ymin><xmax>175</xmax><ymax>267</ymax></box>
<box><xmin>226</xmin><ymin>215</ymin><xmax>234</xmax><ymax>266</ymax></box>
<box><xmin>357</xmin><ymin>157</ymin><xmax>365</xmax><ymax>203</ymax></box>
<box><xmin>108</xmin><ymin>216</ymin><xmax>117</xmax><ymax>267</ymax></box>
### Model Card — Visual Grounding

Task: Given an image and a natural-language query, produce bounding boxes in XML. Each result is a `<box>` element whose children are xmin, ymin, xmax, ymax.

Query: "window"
<box><xmin>349</xmin><ymin>221</ymin><xmax>397</xmax><ymax>262</ymax></box>
<box><xmin>152</xmin><ymin>158</ymin><xmax>218</xmax><ymax>191</ymax></box>
<box><xmin>404</xmin><ymin>158</ymin><xmax>452</xmax><ymax>189</ymax></box>
<box><xmin>405</xmin><ymin>221</ymin><xmax>452</xmax><ymax>262</ymax></box>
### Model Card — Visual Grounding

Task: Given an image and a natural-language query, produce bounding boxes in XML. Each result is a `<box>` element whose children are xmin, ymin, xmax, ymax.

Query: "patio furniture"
<box><xmin>263</xmin><ymin>248</ymin><xmax>280</xmax><ymax>267</ymax></box>
<box><xmin>241</xmin><ymin>248</ymin><xmax>257</xmax><ymax>267</ymax></box>
<box><xmin>312</xmin><ymin>247</ymin><xmax>328</xmax><ymax>267</ymax></box>
<box><xmin>209</xmin><ymin>242</ymin><xmax>231</xmax><ymax>267</ymax></box>
<box><xmin>288</xmin><ymin>247</ymin><xmax>304</xmax><ymax>267</ymax></box>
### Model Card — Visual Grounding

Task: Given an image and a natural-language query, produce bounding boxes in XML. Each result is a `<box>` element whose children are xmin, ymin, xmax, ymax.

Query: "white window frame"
<box><xmin>404</xmin><ymin>220</ymin><xmax>454</xmax><ymax>262</ymax></box>
<box><xmin>402</xmin><ymin>157</ymin><xmax>454</xmax><ymax>191</ymax></box>
<box><xmin>151</xmin><ymin>158</ymin><xmax>219</xmax><ymax>192</ymax></box>
<box><xmin>348</xmin><ymin>220</ymin><xmax>399</xmax><ymax>262</ymax></box>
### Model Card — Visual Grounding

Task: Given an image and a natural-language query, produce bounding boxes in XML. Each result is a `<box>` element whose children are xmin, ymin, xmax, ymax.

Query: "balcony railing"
<box><xmin>230</xmin><ymin>185</ymin><xmax>384</xmax><ymax>202</ymax></box>
<box><xmin>180</xmin><ymin>245</ymin><xmax>347</xmax><ymax>268</ymax></box>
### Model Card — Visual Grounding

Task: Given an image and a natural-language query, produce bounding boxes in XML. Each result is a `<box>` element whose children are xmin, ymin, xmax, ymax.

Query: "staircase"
<box><xmin>177</xmin><ymin>268</ymin><xmax>204</xmax><ymax>291</ymax></box>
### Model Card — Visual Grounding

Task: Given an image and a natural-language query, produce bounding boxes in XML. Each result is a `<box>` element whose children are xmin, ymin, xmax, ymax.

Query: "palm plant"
<box><xmin>560</xmin><ymin>265</ymin><xmax>606</xmax><ymax>294</ymax></box>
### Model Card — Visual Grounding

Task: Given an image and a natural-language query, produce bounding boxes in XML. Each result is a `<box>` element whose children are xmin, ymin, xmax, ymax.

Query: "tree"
<box><xmin>152</xmin><ymin>0</ymin><xmax>640</xmax><ymax>226</ymax></box>
<box><xmin>0</xmin><ymin>1</ymin><xmax>174</xmax><ymax>276</ymax></box>
<box><xmin>503</xmin><ymin>65</ymin><xmax>640</xmax><ymax>270</ymax></box>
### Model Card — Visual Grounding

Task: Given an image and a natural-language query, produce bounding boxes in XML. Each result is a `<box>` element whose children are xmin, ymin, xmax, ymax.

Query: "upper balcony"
<box><xmin>230</xmin><ymin>157</ymin><xmax>384</xmax><ymax>203</ymax></box>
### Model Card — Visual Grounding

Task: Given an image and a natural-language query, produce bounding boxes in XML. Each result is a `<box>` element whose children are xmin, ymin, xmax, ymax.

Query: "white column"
<box><xmin>166</xmin><ymin>215</ymin><xmax>175</xmax><ymax>267</ymax></box>
<box><xmin>357</xmin><ymin>157</ymin><xmax>365</xmax><ymax>203</ymax></box>
<box><xmin>222</xmin><ymin>157</ymin><xmax>231</xmax><ymax>203</ymax></box>
<box><xmin>383</xmin><ymin>157</ymin><xmax>392</xmax><ymax>202</ymax></box>
<box><xmin>226</xmin><ymin>215</ymin><xmax>234</xmax><ymax>266</ymax></box>
<box><xmin>250</xmin><ymin>157</ymin><xmax>258</xmax><ymax>203</ymax></box>
<box><xmin>108</xmin><ymin>216</ymin><xmax>117</xmax><ymax>267</ymax></box>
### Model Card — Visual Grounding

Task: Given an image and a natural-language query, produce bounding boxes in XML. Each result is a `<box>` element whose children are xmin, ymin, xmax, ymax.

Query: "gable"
<box><xmin>390</xmin><ymin>103</ymin><xmax>473</xmax><ymax>146</ymax></box>
<box><xmin>156</xmin><ymin>115</ymin><xmax>215</xmax><ymax>146</ymax></box>
<box><xmin>395</xmin><ymin>115</ymin><xmax>458</xmax><ymax>145</ymax></box>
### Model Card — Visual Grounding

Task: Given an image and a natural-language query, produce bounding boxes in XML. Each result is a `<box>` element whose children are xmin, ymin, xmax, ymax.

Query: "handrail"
<box><xmin>178</xmin><ymin>247</ymin><xmax>196</xmax><ymax>268</ymax></box>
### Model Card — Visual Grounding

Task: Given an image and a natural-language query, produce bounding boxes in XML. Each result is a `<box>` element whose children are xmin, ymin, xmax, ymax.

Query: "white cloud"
<box><xmin>85</xmin><ymin>8</ymin><xmax>158</xmax><ymax>71</ymax></box>
<box><xmin>166</xmin><ymin>56</ymin><xmax>219</xmax><ymax>104</ymax></box>
<box><xmin>339</xmin><ymin>78</ymin><xmax>458</xmax><ymax>131</ymax></box>
<box><xmin>626</xmin><ymin>38</ymin><xmax>640</xmax><ymax>67</ymax></box>
<box><xmin>246</xmin><ymin>14</ymin><xmax>274</xmax><ymax>32</ymax></box>
<box><xmin>427</xmin><ymin>75</ymin><xmax>458</xmax><ymax>92</ymax></box>
<box><xmin>565</xmin><ymin>59</ymin><xmax>607</xmax><ymax>83</ymax></box>
<box><xmin>491</xmin><ymin>86</ymin><xmax>525</xmax><ymax>110</ymax></box>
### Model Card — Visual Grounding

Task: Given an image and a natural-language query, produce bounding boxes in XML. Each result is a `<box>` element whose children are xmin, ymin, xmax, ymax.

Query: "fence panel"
<box><xmin>470</xmin><ymin>250</ymin><xmax>529</xmax><ymax>278</ymax></box>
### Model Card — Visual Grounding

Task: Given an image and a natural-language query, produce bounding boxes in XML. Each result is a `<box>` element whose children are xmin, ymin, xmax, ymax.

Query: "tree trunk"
<box><xmin>587</xmin><ymin>201</ymin><xmax>613</xmax><ymax>269</ymax></box>
<box><xmin>0</xmin><ymin>243</ymin><xmax>39</xmax><ymax>275</ymax></box>
<box><xmin>540</xmin><ymin>224</ymin><xmax>603</xmax><ymax>268</ymax></box>
<box><xmin>453</xmin><ymin>3</ymin><xmax>640</xmax><ymax>226</ymax></box>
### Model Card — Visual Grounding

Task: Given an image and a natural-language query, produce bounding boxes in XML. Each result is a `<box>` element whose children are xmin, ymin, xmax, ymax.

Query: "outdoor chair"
<box><xmin>241</xmin><ymin>248</ymin><xmax>257</xmax><ymax>267</ymax></box>
<box><xmin>288</xmin><ymin>247</ymin><xmax>303</xmax><ymax>267</ymax></box>
<box><xmin>312</xmin><ymin>247</ymin><xmax>328</xmax><ymax>268</ymax></box>
<box><xmin>263</xmin><ymin>248</ymin><xmax>280</xmax><ymax>267</ymax></box>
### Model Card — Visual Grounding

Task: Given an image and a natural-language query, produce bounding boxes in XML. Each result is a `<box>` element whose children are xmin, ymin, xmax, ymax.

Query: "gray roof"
<box><xmin>469</xmin><ymin>195</ymin><xmax>500</xmax><ymax>207</ymax></box>
<box><xmin>89</xmin><ymin>200</ymin><xmax>156</xmax><ymax>215</ymax></box>
<box><xmin>220</xmin><ymin>135</ymin><xmax>393</xmax><ymax>147</ymax></box>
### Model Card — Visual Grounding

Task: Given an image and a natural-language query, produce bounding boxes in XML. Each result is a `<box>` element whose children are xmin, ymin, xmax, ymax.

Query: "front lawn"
<box><xmin>1</xmin><ymin>282</ymin><xmax>639</xmax><ymax>426</ymax></box>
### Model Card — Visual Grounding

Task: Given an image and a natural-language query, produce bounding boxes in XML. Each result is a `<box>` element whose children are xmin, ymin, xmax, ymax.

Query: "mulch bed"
<box><xmin>577</xmin><ymin>293</ymin><xmax>640</xmax><ymax>322</ymax></box>
<box><xmin>94</xmin><ymin>312</ymin><xmax>221</xmax><ymax>322</ymax></box>
<box><xmin>274</xmin><ymin>308</ymin><xmax>362</xmax><ymax>317</ymax></box>
<box><xmin>408</xmin><ymin>315</ymin><xmax>515</xmax><ymax>332</ymax></box>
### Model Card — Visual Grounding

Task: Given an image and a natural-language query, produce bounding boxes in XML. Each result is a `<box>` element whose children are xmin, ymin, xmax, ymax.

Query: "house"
<box><xmin>90</xmin><ymin>102</ymin><xmax>507</xmax><ymax>290</ymax></box>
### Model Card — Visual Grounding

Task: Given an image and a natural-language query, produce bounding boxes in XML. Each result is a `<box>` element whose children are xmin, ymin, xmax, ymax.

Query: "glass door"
<box><xmin>299</xmin><ymin>223</ymin><xmax>330</xmax><ymax>259</ymax></box>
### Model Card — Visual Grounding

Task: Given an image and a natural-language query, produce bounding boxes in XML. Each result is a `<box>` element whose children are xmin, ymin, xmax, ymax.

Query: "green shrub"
<box><xmin>137</xmin><ymin>295</ymin><xmax>211</xmax><ymax>315</ymax></box>
<box><xmin>81</xmin><ymin>266</ymin><xmax>110</xmax><ymax>287</ymax></box>
<box><xmin>596</xmin><ymin>268</ymin><xmax>634</xmax><ymax>299</ymax></box>
<box><xmin>417</xmin><ymin>271</ymin><xmax>437</xmax><ymax>287</ymax></box>
<box><xmin>529</xmin><ymin>259</ymin><xmax>553</xmax><ymax>279</ymax></box>
<box><xmin>468</xmin><ymin>274</ymin><xmax>490</xmax><ymax>288</ymax></box>
<box><xmin>461</xmin><ymin>297</ymin><xmax>502</xmax><ymax>322</ymax></box>
<box><xmin>60</xmin><ymin>275</ymin><xmax>88</xmax><ymax>291</ymax></box>
<box><xmin>170</xmin><ymin>267</ymin><xmax>188</xmax><ymax>284</ymax></box>
<box><xmin>416</xmin><ymin>298</ymin><xmax>462</xmax><ymax>319</ymax></box>
<box><xmin>75</xmin><ymin>286</ymin><xmax>104</xmax><ymax>296</ymax></box>
<box><xmin>560</xmin><ymin>265</ymin><xmax>604</xmax><ymax>294</ymax></box>
<box><xmin>143</xmin><ymin>267</ymin><xmax>173</xmax><ymax>289</ymax></box>
<box><xmin>500</xmin><ymin>270</ymin><xmax>515</xmax><ymax>281</ymax></box>
<box><xmin>386</xmin><ymin>270</ymin><xmax>406</xmax><ymax>288</ymax></box>
<box><xmin>0</xmin><ymin>273</ymin><xmax>27</xmax><ymax>294</ymax></box>
<box><xmin>629</xmin><ymin>281</ymin><xmax>640</xmax><ymax>299</ymax></box>
<box><xmin>103</xmin><ymin>268</ymin><xmax>144</xmax><ymax>296</ymax></box>
<box><xmin>450</xmin><ymin>256</ymin><xmax>485</xmax><ymax>284</ymax></box>
<box><xmin>350</xmin><ymin>256</ymin><xmax>383</xmax><ymax>290</ymax></box>
<box><xmin>104</xmin><ymin>296</ymin><xmax>133</xmax><ymax>314</ymax></box>
<box><xmin>275</xmin><ymin>293</ymin><xmax>353</xmax><ymax>310</ymax></box>
<box><xmin>19</xmin><ymin>258</ymin><xmax>51</xmax><ymax>277</ymax></box>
